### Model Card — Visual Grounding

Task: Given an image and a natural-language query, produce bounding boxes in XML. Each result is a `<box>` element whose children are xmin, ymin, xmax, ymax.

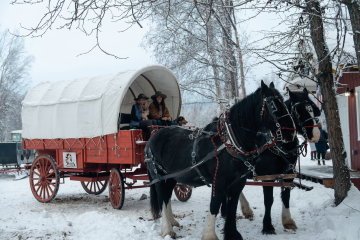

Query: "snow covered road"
<box><xmin>1</xmin><ymin>156</ymin><xmax>359</xmax><ymax>240</ymax></box>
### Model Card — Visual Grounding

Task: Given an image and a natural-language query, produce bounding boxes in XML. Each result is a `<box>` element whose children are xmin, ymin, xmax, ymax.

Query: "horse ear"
<box><xmin>288</xmin><ymin>90</ymin><xmax>297</xmax><ymax>102</ymax></box>
<box><xmin>269</xmin><ymin>82</ymin><xmax>275</xmax><ymax>89</ymax></box>
<box><xmin>303</xmin><ymin>88</ymin><xmax>309</xmax><ymax>95</ymax></box>
<box><xmin>261</xmin><ymin>80</ymin><xmax>268</xmax><ymax>92</ymax></box>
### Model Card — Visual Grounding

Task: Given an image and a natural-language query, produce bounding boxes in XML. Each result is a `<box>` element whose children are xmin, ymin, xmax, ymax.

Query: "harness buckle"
<box><xmin>191</xmin><ymin>152</ymin><xmax>196</xmax><ymax>158</ymax></box>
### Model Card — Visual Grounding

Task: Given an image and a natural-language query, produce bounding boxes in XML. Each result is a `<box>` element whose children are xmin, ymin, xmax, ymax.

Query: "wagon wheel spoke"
<box><xmin>44</xmin><ymin>161</ymin><xmax>49</xmax><ymax>175</ymax></box>
<box><xmin>85</xmin><ymin>182</ymin><xmax>90</xmax><ymax>188</ymax></box>
<box><xmin>33</xmin><ymin>171</ymin><xmax>40</xmax><ymax>177</ymax></box>
<box><xmin>46</xmin><ymin>183</ymin><xmax>55</xmax><ymax>194</ymax></box>
<box><xmin>45</xmin><ymin>184</ymin><xmax>51</xmax><ymax>199</ymax></box>
<box><xmin>45</xmin><ymin>171</ymin><xmax>55</xmax><ymax>178</ymax></box>
<box><xmin>34</xmin><ymin>181</ymin><xmax>41</xmax><ymax>187</ymax></box>
<box><xmin>35</xmin><ymin>165</ymin><xmax>41</xmax><ymax>175</ymax></box>
<box><xmin>95</xmin><ymin>181</ymin><xmax>100</xmax><ymax>191</ymax></box>
<box><xmin>36</xmin><ymin>185</ymin><xmax>42</xmax><ymax>194</ymax></box>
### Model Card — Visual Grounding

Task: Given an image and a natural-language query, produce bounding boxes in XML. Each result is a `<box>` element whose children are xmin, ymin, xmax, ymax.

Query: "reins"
<box><xmin>145</xmin><ymin>91</ymin><xmax>301</xmax><ymax>190</ymax></box>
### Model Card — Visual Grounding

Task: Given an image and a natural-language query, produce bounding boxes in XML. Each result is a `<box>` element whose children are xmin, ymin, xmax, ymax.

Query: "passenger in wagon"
<box><xmin>149</xmin><ymin>91</ymin><xmax>173</xmax><ymax>126</ymax></box>
<box><xmin>130</xmin><ymin>94</ymin><xmax>157</xmax><ymax>132</ymax></box>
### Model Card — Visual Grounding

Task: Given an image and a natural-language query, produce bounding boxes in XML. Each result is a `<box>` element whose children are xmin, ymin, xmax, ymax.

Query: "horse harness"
<box><xmin>144</xmin><ymin>94</ymin><xmax>297</xmax><ymax>187</ymax></box>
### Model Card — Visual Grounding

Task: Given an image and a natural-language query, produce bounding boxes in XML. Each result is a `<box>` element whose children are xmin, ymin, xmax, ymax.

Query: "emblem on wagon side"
<box><xmin>63</xmin><ymin>152</ymin><xmax>77</xmax><ymax>168</ymax></box>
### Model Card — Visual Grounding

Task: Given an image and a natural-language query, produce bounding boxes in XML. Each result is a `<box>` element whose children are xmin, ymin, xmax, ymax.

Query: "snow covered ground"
<box><xmin>1</xmin><ymin>153</ymin><xmax>359</xmax><ymax>240</ymax></box>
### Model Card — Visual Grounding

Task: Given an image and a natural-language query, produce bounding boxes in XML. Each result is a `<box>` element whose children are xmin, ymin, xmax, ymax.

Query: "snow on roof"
<box><xmin>11</xmin><ymin>130</ymin><xmax>22</xmax><ymax>134</ymax></box>
<box><xmin>22</xmin><ymin>65</ymin><xmax>181</xmax><ymax>139</ymax></box>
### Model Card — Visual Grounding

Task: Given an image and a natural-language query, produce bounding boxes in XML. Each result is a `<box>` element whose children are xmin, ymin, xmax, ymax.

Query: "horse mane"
<box><xmin>229</xmin><ymin>88</ymin><xmax>263</xmax><ymax>151</ymax></box>
<box><xmin>202</xmin><ymin>87</ymin><xmax>282</xmax><ymax>151</ymax></box>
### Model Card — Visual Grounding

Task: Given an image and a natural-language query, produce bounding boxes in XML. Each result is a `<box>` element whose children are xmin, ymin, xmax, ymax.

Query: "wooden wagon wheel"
<box><xmin>81</xmin><ymin>179</ymin><xmax>108</xmax><ymax>195</ymax></box>
<box><xmin>29</xmin><ymin>155</ymin><xmax>60</xmax><ymax>203</ymax></box>
<box><xmin>174</xmin><ymin>184</ymin><xmax>192</xmax><ymax>202</ymax></box>
<box><xmin>109</xmin><ymin>168</ymin><xmax>125</xmax><ymax>209</ymax></box>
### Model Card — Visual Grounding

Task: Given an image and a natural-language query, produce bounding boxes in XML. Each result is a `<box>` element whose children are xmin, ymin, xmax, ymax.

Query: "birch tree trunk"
<box><xmin>232</xmin><ymin>1</ymin><xmax>246</xmax><ymax>99</ymax></box>
<box><xmin>307</xmin><ymin>0</ymin><xmax>351</xmax><ymax>205</ymax></box>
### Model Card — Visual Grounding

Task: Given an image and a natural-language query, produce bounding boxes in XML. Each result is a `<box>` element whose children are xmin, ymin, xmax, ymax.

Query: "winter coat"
<box><xmin>317</xmin><ymin>128</ymin><xmax>328</xmax><ymax>144</ymax></box>
<box><xmin>149</xmin><ymin>103</ymin><xmax>171</xmax><ymax>119</ymax></box>
<box><xmin>130</xmin><ymin>104</ymin><xmax>142</xmax><ymax>126</ymax></box>
<box><xmin>315</xmin><ymin>128</ymin><xmax>328</xmax><ymax>153</ymax></box>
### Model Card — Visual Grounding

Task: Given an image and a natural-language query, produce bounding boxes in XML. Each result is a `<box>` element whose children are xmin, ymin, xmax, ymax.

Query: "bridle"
<box><xmin>260</xmin><ymin>94</ymin><xmax>296</xmax><ymax>142</ymax></box>
<box><xmin>291</xmin><ymin>101</ymin><xmax>319</xmax><ymax>141</ymax></box>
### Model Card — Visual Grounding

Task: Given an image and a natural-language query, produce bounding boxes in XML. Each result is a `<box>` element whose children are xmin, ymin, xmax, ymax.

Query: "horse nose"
<box><xmin>309</xmin><ymin>127</ymin><xmax>320</xmax><ymax>143</ymax></box>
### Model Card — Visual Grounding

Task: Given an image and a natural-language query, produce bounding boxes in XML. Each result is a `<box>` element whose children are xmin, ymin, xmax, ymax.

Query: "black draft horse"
<box><xmin>233</xmin><ymin>87</ymin><xmax>321</xmax><ymax>234</ymax></box>
<box><xmin>145</xmin><ymin>81</ymin><xmax>296</xmax><ymax>240</ymax></box>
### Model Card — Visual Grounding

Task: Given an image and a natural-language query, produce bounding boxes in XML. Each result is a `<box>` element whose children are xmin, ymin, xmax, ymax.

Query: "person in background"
<box><xmin>315</xmin><ymin>122</ymin><xmax>328</xmax><ymax>165</ymax></box>
<box><xmin>309</xmin><ymin>142</ymin><xmax>317</xmax><ymax>161</ymax></box>
<box><xmin>149</xmin><ymin>91</ymin><xmax>173</xmax><ymax>126</ymax></box>
<box><xmin>130</xmin><ymin>94</ymin><xmax>157</xmax><ymax>131</ymax></box>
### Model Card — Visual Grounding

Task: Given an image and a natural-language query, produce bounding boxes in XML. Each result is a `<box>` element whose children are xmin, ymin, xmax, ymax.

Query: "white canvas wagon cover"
<box><xmin>22</xmin><ymin>65</ymin><xmax>181</xmax><ymax>139</ymax></box>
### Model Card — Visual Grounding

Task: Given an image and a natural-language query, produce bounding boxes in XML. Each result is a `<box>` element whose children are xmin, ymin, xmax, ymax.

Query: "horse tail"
<box><xmin>149</xmin><ymin>171</ymin><xmax>162</xmax><ymax>219</ymax></box>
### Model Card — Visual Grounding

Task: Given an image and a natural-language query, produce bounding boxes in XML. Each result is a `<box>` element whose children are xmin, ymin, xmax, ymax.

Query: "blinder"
<box><xmin>261</xmin><ymin>95</ymin><xmax>296</xmax><ymax>142</ymax></box>
<box><xmin>291</xmin><ymin>101</ymin><xmax>319</xmax><ymax>140</ymax></box>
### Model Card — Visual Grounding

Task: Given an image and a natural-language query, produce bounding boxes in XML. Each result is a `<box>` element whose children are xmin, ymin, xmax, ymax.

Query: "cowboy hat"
<box><xmin>151</xmin><ymin>91</ymin><xmax>167</xmax><ymax>100</ymax></box>
<box><xmin>134</xmin><ymin>93</ymin><xmax>149</xmax><ymax>101</ymax></box>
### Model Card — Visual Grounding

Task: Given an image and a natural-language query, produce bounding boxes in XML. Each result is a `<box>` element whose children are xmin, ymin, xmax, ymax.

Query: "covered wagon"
<box><xmin>22</xmin><ymin>65</ymin><xmax>192</xmax><ymax>209</ymax></box>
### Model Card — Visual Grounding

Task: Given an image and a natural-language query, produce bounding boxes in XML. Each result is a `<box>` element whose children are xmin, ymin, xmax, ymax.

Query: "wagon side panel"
<box><xmin>107</xmin><ymin>131</ymin><xmax>134</xmax><ymax>164</ymax></box>
<box><xmin>37</xmin><ymin>150</ymin><xmax>57</xmax><ymax>162</ymax></box>
<box><xmin>132</xmin><ymin>130</ymin><xmax>145</xmax><ymax>165</ymax></box>
<box><xmin>85</xmin><ymin>136</ymin><xmax>108</xmax><ymax>164</ymax></box>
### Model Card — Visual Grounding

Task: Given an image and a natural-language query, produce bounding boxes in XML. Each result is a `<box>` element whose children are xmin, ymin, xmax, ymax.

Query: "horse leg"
<box><xmin>164</xmin><ymin>179</ymin><xmax>180</xmax><ymax>227</ymax></box>
<box><xmin>202</xmin><ymin>212</ymin><xmax>219</xmax><ymax>240</ymax></box>
<box><xmin>262</xmin><ymin>185</ymin><xmax>276</xmax><ymax>234</ymax></box>
<box><xmin>223</xmin><ymin>177</ymin><xmax>246</xmax><ymax>240</ymax></box>
<box><xmin>160</xmin><ymin>179</ymin><xmax>178</xmax><ymax>238</ymax></box>
<box><xmin>281</xmin><ymin>180</ymin><xmax>297</xmax><ymax>230</ymax></box>
<box><xmin>201</xmin><ymin>178</ymin><xmax>229</xmax><ymax>240</ymax></box>
<box><xmin>239</xmin><ymin>192</ymin><xmax>254</xmax><ymax>220</ymax></box>
<box><xmin>220</xmin><ymin>193</ymin><xmax>227</xmax><ymax>218</ymax></box>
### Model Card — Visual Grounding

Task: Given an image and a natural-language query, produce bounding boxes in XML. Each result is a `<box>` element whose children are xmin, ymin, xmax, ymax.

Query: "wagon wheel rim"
<box><xmin>81</xmin><ymin>179</ymin><xmax>108</xmax><ymax>195</ymax></box>
<box><xmin>29</xmin><ymin>155</ymin><xmax>59</xmax><ymax>203</ymax></box>
<box><xmin>109</xmin><ymin>169</ymin><xmax>125</xmax><ymax>209</ymax></box>
<box><xmin>174</xmin><ymin>184</ymin><xmax>192</xmax><ymax>202</ymax></box>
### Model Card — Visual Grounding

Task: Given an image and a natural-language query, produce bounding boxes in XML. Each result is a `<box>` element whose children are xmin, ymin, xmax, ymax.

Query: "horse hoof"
<box><xmin>262</xmin><ymin>229</ymin><xmax>276</xmax><ymax>235</ymax></box>
<box><xmin>283</xmin><ymin>222</ymin><xmax>298</xmax><ymax>230</ymax></box>
<box><xmin>282</xmin><ymin>215</ymin><xmax>297</xmax><ymax>230</ymax></box>
<box><xmin>162</xmin><ymin>230</ymin><xmax>176</xmax><ymax>239</ymax></box>
<box><xmin>243</xmin><ymin>212</ymin><xmax>254</xmax><ymax>221</ymax></box>
<box><xmin>224</xmin><ymin>232</ymin><xmax>243</xmax><ymax>240</ymax></box>
<box><xmin>201</xmin><ymin>234</ymin><xmax>219</xmax><ymax>240</ymax></box>
<box><xmin>171</xmin><ymin>219</ymin><xmax>180</xmax><ymax>227</ymax></box>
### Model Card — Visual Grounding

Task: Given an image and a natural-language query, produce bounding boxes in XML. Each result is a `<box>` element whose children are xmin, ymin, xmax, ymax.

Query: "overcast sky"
<box><xmin>0</xmin><ymin>1</ymin><xmax>156</xmax><ymax>89</ymax></box>
<box><xmin>2</xmin><ymin>1</ymin><xmax>352</xmax><ymax>96</ymax></box>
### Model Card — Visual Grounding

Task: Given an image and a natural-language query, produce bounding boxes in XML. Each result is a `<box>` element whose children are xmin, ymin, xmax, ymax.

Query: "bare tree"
<box><xmin>339</xmin><ymin>0</ymin><xmax>360</xmax><ymax>72</ymax></box>
<box><xmin>141</xmin><ymin>0</ymin><xmax>252</xmax><ymax>110</ymax></box>
<box><xmin>0</xmin><ymin>28</ymin><xmax>33</xmax><ymax>141</ymax></box>
<box><xmin>306</xmin><ymin>0</ymin><xmax>351</xmax><ymax>205</ymax></box>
